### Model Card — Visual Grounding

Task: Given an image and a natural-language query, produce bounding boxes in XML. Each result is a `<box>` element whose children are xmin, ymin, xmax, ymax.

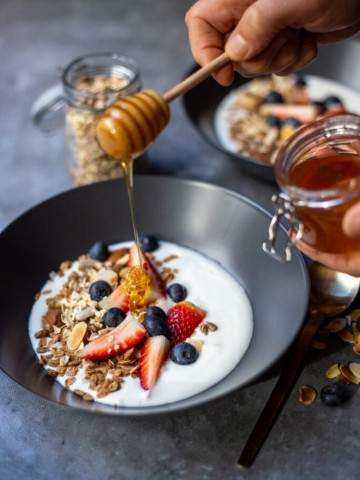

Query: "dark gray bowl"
<box><xmin>0</xmin><ymin>176</ymin><xmax>309</xmax><ymax>415</ymax></box>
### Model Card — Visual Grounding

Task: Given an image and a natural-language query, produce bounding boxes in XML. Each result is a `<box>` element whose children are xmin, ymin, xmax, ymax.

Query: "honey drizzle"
<box><xmin>120</xmin><ymin>157</ymin><xmax>151</xmax><ymax>315</ymax></box>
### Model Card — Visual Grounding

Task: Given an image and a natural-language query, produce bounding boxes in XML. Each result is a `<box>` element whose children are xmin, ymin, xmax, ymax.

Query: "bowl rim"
<box><xmin>0</xmin><ymin>175</ymin><xmax>309</xmax><ymax>416</ymax></box>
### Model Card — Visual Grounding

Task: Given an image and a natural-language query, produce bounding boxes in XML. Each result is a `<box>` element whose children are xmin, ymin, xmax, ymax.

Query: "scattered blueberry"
<box><xmin>167</xmin><ymin>283</ymin><xmax>187</xmax><ymax>303</ymax></box>
<box><xmin>266</xmin><ymin>115</ymin><xmax>282</xmax><ymax>128</ymax></box>
<box><xmin>144</xmin><ymin>315</ymin><xmax>169</xmax><ymax>337</ymax></box>
<box><xmin>103</xmin><ymin>307</ymin><xmax>126</xmax><ymax>327</ymax></box>
<box><xmin>146</xmin><ymin>306</ymin><xmax>167</xmax><ymax>322</ymax></box>
<box><xmin>283</xmin><ymin>117</ymin><xmax>302</xmax><ymax>128</ymax></box>
<box><xmin>294</xmin><ymin>74</ymin><xmax>307</xmax><ymax>87</ymax></box>
<box><xmin>88</xmin><ymin>241</ymin><xmax>109</xmax><ymax>262</ymax></box>
<box><xmin>264</xmin><ymin>91</ymin><xmax>284</xmax><ymax>104</ymax></box>
<box><xmin>323</xmin><ymin>95</ymin><xmax>343</xmax><ymax>109</ymax></box>
<box><xmin>170</xmin><ymin>343</ymin><xmax>199</xmax><ymax>365</ymax></box>
<box><xmin>89</xmin><ymin>280</ymin><xmax>112</xmax><ymax>302</ymax></box>
<box><xmin>140</xmin><ymin>235</ymin><xmax>159</xmax><ymax>252</ymax></box>
<box><xmin>320</xmin><ymin>382</ymin><xmax>354</xmax><ymax>407</ymax></box>
<box><xmin>313</xmin><ymin>100</ymin><xmax>327</xmax><ymax>114</ymax></box>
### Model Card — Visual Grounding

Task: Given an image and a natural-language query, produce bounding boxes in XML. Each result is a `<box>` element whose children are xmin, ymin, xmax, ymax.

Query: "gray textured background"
<box><xmin>0</xmin><ymin>1</ymin><xmax>359</xmax><ymax>479</ymax></box>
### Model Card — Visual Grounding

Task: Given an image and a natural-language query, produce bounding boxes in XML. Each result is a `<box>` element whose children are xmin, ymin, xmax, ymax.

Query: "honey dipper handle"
<box><xmin>163</xmin><ymin>52</ymin><xmax>230</xmax><ymax>103</ymax></box>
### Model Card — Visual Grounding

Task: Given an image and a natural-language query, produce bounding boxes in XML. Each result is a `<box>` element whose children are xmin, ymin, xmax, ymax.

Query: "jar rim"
<box><xmin>62</xmin><ymin>52</ymin><xmax>141</xmax><ymax>100</ymax></box>
<box><xmin>274</xmin><ymin>113</ymin><xmax>360</xmax><ymax>208</ymax></box>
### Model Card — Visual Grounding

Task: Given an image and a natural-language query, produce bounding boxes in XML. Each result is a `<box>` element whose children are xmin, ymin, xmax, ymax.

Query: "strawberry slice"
<box><xmin>128</xmin><ymin>244</ymin><xmax>166</xmax><ymax>302</ymax></box>
<box><xmin>166</xmin><ymin>302</ymin><xmax>206</xmax><ymax>345</ymax></box>
<box><xmin>260</xmin><ymin>104</ymin><xmax>318</xmax><ymax>123</ymax></box>
<box><xmin>80</xmin><ymin>317</ymin><xmax>146</xmax><ymax>360</ymax></box>
<box><xmin>99</xmin><ymin>284</ymin><xmax>129</xmax><ymax>311</ymax></box>
<box><xmin>140</xmin><ymin>335</ymin><xmax>170</xmax><ymax>390</ymax></box>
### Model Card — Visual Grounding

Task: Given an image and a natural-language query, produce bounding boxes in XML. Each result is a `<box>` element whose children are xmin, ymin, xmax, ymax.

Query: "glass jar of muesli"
<box><xmin>32</xmin><ymin>53</ymin><xmax>142</xmax><ymax>185</ymax></box>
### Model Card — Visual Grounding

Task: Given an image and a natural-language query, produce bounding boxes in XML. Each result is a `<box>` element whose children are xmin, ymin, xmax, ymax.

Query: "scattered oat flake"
<box><xmin>339</xmin><ymin>364</ymin><xmax>360</xmax><ymax>384</ymax></box>
<box><xmin>83</xmin><ymin>394</ymin><xmax>94</xmax><ymax>402</ymax></box>
<box><xmin>67</xmin><ymin>322</ymin><xmax>87</xmax><ymax>351</ymax></box>
<box><xmin>311</xmin><ymin>339</ymin><xmax>327</xmax><ymax>350</ymax></box>
<box><xmin>298</xmin><ymin>385</ymin><xmax>317</xmax><ymax>406</ymax></box>
<box><xmin>336</xmin><ymin>329</ymin><xmax>354</xmax><ymax>344</ymax></box>
<box><xmin>326</xmin><ymin>363</ymin><xmax>341</xmax><ymax>380</ymax></box>
<box><xmin>348</xmin><ymin>362</ymin><xmax>360</xmax><ymax>380</ymax></box>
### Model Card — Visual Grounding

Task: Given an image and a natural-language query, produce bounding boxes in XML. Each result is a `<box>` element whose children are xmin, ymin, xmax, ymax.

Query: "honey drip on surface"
<box><xmin>120</xmin><ymin>157</ymin><xmax>150</xmax><ymax>315</ymax></box>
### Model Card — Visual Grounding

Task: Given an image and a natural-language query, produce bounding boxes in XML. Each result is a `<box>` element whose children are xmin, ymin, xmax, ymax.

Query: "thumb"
<box><xmin>225</xmin><ymin>0</ymin><xmax>299</xmax><ymax>61</ymax></box>
<box><xmin>343</xmin><ymin>201</ymin><xmax>360</xmax><ymax>238</ymax></box>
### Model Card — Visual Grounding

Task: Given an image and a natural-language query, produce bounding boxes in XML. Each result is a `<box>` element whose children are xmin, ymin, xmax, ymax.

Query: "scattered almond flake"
<box><xmin>162</xmin><ymin>254</ymin><xmax>179</xmax><ymax>263</ymax></box>
<box><xmin>348</xmin><ymin>362</ymin><xmax>360</xmax><ymax>380</ymax></box>
<box><xmin>188</xmin><ymin>339</ymin><xmax>204</xmax><ymax>352</ymax></box>
<box><xmin>337</xmin><ymin>329</ymin><xmax>355</xmax><ymax>344</ymax></box>
<box><xmin>206</xmin><ymin>322</ymin><xmax>218</xmax><ymax>332</ymax></box>
<box><xmin>74</xmin><ymin>389</ymin><xmax>86</xmax><ymax>397</ymax></box>
<box><xmin>83</xmin><ymin>394</ymin><xmax>94</xmax><ymax>402</ymax></box>
<box><xmin>326</xmin><ymin>363</ymin><xmax>341</xmax><ymax>380</ymax></box>
<box><xmin>47</xmin><ymin>369</ymin><xmax>58</xmax><ymax>378</ymax></box>
<box><xmin>327</xmin><ymin>317</ymin><xmax>347</xmax><ymax>333</ymax></box>
<box><xmin>42</xmin><ymin>289</ymin><xmax>52</xmax><ymax>295</ymax></box>
<box><xmin>34</xmin><ymin>292</ymin><xmax>41</xmax><ymax>301</ymax></box>
<box><xmin>340</xmin><ymin>364</ymin><xmax>360</xmax><ymax>384</ymax></box>
<box><xmin>67</xmin><ymin>322</ymin><xmax>87</xmax><ymax>351</ymax></box>
<box><xmin>298</xmin><ymin>385</ymin><xmax>317</xmax><ymax>406</ymax></box>
<box><xmin>200</xmin><ymin>323</ymin><xmax>209</xmax><ymax>335</ymax></box>
<box><xmin>311</xmin><ymin>339</ymin><xmax>327</xmax><ymax>350</ymax></box>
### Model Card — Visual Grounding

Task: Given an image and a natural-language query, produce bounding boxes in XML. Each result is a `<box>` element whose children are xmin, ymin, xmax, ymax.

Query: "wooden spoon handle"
<box><xmin>238</xmin><ymin>314</ymin><xmax>322</xmax><ymax>469</ymax></box>
<box><xmin>163</xmin><ymin>52</ymin><xmax>230</xmax><ymax>103</ymax></box>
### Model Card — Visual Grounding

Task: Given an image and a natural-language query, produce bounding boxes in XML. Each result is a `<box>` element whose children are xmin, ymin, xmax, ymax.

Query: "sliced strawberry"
<box><xmin>80</xmin><ymin>317</ymin><xmax>146</xmax><ymax>360</ymax></box>
<box><xmin>128</xmin><ymin>244</ymin><xmax>166</xmax><ymax>302</ymax></box>
<box><xmin>166</xmin><ymin>302</ymin><xmax>206</xmax><ymax>345</ymax></box>
<box><xmin>140</xmin><ymin>335</ymin><xmax>170</xmax><ymax>390</ymax></box>
<box><xmin>260</xmin><ymin>104</ymin><xmax>318</xmax><ymax>123</ymax></box>
<box><xmin>99</xmin><ymin>284</ymin><xmax>129</xmax><ymax>311</ymax></box>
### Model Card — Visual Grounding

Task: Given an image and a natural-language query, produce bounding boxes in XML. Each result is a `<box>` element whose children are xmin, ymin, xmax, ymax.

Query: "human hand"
<box><xmin>185</xmin><ymin>0</ymin><xmax>360</xmax><ymax>85</ymax></box>
<box><xmin>296</xmin><ymin>202</ymin><xmax>360</xmax><ymax>277</ymax></box>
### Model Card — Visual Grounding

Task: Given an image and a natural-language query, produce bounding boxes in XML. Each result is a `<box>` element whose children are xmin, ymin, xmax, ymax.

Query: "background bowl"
<box><xmin>0</xmin><ymin>176</ymin><xmax>309</xmax><ymax>415</ymax></box>
<box><xmin>182</xmin><ymin>39</ymin><xmax>360</xmax><ymax>183</ymax></box>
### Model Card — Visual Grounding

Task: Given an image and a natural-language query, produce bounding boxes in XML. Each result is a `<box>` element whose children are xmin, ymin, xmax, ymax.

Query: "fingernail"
<box><xmin>226</xmin><ymin>34</ymin><xmax>249</xmax><ymax>61</ymax></box>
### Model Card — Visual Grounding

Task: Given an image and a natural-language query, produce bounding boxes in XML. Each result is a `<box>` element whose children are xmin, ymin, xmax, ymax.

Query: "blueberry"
<box><xmin>167</xmin><ymin>283</ymin><xmax>187</xmax><ymax>303</ymax></box>
<box><xmin>103</xmin><ymin>307</ymin><xmax>126</xmax><ymax>327</ymax></box>
<box><xmin>170</xmin><ymin>343</ymin><xmax>199</xmax><ymax>365</ymax></box>
<box><xmin>323</xmin><ymin>95</ymin><xmax>343</xmax><ymax>109</ymax></box>
<box><xmin>266</xmin><ymin>115</ymin><xmax>282</xmax><ymax>128</ymax></box>
<box><xmin>146</xmin><ymin>306</ymin><xmax>167</xmax><ymax>321</ymax></box>
<box><xmin>313</xmin><ymin>100</ymin><xmax>327</xmax><ymax>114</ymax></box>
<box><xmin>140</xmin><ymin>235</ymin><xmax>159</xmax><ymax>252</ymax></box>
<box><xmin>320</xmin><ymin>382</ymin><xmax>354</xmax><ymax>407</ymax></box>
<box><xmin>283</xmin><ymin>117</ymin><xmax>302</xmax><ymax>128</ymax></box>
<box><xmin>264</xmin><ymin>91</ymin><xmax>284</xmax><ymax>104</ymax></box>
<box><xmin>89</xmin><ymin>280</ymin><xmax>112</xmax><ymax>302</ymax></box>
<box><xmin>88</xmin><ymin>241</ymin><xmax>109</xmax><ymax>262</ymax></box>
<box><xmin>294</xmin><ymin>74</ymin><xmax>307</xmax><ymax>87</ymax></box>
<box><xmin>144</xmin><ymin>316</ymin><xmax>169</xmax><ymax>337</ymax></box>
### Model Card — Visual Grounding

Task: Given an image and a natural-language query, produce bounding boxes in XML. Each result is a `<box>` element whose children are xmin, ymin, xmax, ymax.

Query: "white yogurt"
<box><xmin>29</xmin><ymin>241</ymin><xmax>253</xmax><ymax>407</ymax></box>
<box><xmin>215</xmin><ymin>74</ymin><xmax>360</xmax><ymax>155</ymax></box>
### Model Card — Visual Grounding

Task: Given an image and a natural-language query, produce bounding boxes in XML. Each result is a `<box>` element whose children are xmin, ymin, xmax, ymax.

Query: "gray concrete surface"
<box><xmin>0</xmin><ymin>1</ymin><xmax>359</xmax><ymax>479</ymax></box>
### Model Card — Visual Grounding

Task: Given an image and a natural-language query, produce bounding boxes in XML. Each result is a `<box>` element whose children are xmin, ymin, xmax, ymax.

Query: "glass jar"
<box><xmin>263</xmin><ymin>114</ymin><xmax>360</xmax><ymax>262</ymax></box>
<box><xmin>32</xmin><ymin>53</ymin><xmax>141</xmax><ymax>185</ymax></box>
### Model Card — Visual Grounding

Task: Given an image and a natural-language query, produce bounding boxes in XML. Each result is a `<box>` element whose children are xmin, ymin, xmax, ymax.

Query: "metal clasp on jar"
<box><xmin>262</xmin><ymin>193</ymin><xmax>304</xmax><ymax>263</ymax></box>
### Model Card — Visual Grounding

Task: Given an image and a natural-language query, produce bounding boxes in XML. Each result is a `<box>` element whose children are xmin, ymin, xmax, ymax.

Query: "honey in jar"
<box><xmin>265</xmin><ymin>114</ymin><xmax>360</xmax><ymax>261</ymax></box>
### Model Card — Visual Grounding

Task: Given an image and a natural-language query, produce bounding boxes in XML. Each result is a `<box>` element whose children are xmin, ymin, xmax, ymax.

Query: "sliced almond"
<box><xmin>311</xmin><ymin>339</ymin><xmax>327</xmax><ymax>350</ymax></box>
<box><xmin>327</xmin><ymin>317</ymin><xmax>347</xmax><ymax>334</ymax></box>
<box><xmin>336</xmin><ymin>329</ymin><xmax>354</xmax><ymax>344</ymax></box>
<box><xmin>298</xmin><ymin>385</ymin><xmax>317</xmax><ymax>406</ymax></box>
<box><xmin>325</xmin><ymin>363</ymin><xmax>341</xmax><ymax>380</ymax></box>
<box><xmin>188</xmin><ymin>339</ymin><xmax>204</xmax><ymax>352</ymax></box>
<box><xmin>348</xmin><ymin>362</ymin><xmax>360</xmax><ymax>380</ymax></box>
<box><xmin>95</xmin><ymin>269</ymin><xmax>118</xmax><ymax>286</ymax></box>
<box><xmin>67</xmin><ymin>322</ymin><xmax>87</xmax><ymax>351</ymax></box>
<box><xmin>339</xmin><ymin>364</ymin><xmax>360</xmax><ymax>384</ymax></box>
<box><xmin>206</xmin><ymin>322</ymin><xmax>218</xmax><ymax>332</ymax></box>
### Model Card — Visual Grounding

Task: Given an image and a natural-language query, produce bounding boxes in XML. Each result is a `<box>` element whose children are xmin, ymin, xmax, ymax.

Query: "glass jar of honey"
<box><xmin>263</xmin><ymin>114</ymin><xmax>360</xmax><ymax>262</ymax></box>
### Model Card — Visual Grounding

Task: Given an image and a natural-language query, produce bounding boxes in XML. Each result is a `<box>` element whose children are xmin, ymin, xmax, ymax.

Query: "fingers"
<box><xmin>315</xmin><ymin>20</ymin><xmax>360</xmax><ymax>44</ymax></box>
<box><xmin>296</xmin><ymin>240</ymin><xmax>360</xmax><ymax>277</ymax></box>
<box><xmin>343</xmin><ymin>202</ymin><xmax>360</xmax><ymax>239</ymax></box>
<box><xmin>276</xmin><ymin>32</ymin><xmax>317</xmax><ymax>76</ymax></box>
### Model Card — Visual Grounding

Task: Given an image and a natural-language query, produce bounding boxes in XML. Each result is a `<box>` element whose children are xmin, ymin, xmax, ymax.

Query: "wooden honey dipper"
<box><xmin>96</xmin><ymin>53</ymin><xmax>230</xmax><ymax>159</ymax></box>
